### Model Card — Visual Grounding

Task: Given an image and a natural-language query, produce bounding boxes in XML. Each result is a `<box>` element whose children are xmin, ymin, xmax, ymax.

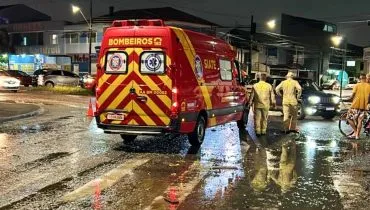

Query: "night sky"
<box><xmin>1</xmin><ymin>0</ymin><xmax>369</xmax><ymax>46</ymax></box>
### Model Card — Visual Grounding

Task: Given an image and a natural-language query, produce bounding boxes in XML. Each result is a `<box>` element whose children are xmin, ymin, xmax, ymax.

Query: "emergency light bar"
<box><xmin>112</xmin><ymin>19</ymin><xmax>165</xmax><ymax>27</ymax></box>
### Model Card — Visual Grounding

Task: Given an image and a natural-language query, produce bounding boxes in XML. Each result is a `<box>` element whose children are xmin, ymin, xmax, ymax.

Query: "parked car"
<box><xmin>35</xmin><ymin>69</ymin><xmax>81</xmax><ymax>87</ymax></box>
<box><xmin>345</xmin><ymin>80</ymin><xmax>358</xmax><ymax>90</ymax></box>
<box><xmin>81</xmin><ymin>74</ymin><xmax>96</xmax><ymax>92</ymax></box>
<box><xmin>321</xmin><ymin>79</ymin><xmax>340</xmax><ymax>90</ymax></box>
<box><xmin>0</xmin><ymin>70</ymin><xmax>20</xmax><ymax>92</ymax></box>
<box><xmin>5</xmin><ymin>70</ymin><xmax>33</xmax><ymax>87</ymax></box>
<box><xmin>268</xmin><ymin>76</ymin><xmax>341</xmax><ymax>120</ymax></box>
<box><xmin>32</xmin><ymin>68</ymin><xmax>54</xmax><ymax>86</ymax></box>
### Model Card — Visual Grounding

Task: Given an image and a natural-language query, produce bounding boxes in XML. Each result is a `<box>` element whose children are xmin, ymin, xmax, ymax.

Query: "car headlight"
<box><xmin>332</xmin><ymin>96</ymin><xmax>340</xmax><ymax>104</ymax></box>
<box><xmin>308</xmin><ymin>96</ymin><xmax>320</xmax><ymax>104</ymax></box>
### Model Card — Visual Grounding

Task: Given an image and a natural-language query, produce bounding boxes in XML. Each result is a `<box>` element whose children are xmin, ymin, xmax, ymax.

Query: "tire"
<box><xmin>237</xmin><ymin>107</ymin><xmax>249</xmax><ymax>129</ymax></box>
<box><xmin>12</xmin><ymin>90</ymin><xmax>18</xmax><ymax>93</ymax></box>
<box><xmin>45</xmin><ymin>82</ymin><xmax>54</xmax><ymax>88</ymax></box>
<box><xmin>188</xmin><ymin>115</ymin><xmax>206</xmax><ymax>147</ymax></box>
<box><xmin>338</xmin><ymin>112</ymin><xmax>354</xmax><ymax>137</ymax></box>
<box><xmin>24</xmin><ymin>84</ymin><xmax>29</xmax><ymax>87</ymax></box>
<box><xmin>297</xmin><ymin>103</ymin><xmax>305</xmax><ymax>120</ymax></box>
<box><xmin>322</xmin><ymin>113</ymin><xmax>336</xmax><ymax>120</ymax></box>
<box><xmin>120</xmin><ymin>134</ymin><xmax>137</xmax><ymax>144</ymax></box>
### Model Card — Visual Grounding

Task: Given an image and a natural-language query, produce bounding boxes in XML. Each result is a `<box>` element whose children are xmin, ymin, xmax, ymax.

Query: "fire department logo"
<box><xmin>108</xmin><ymin>54</ymin><xmax>124</xmax><ymax>71</ymax></box>
<box><xmin>195</xmin><ymin>55</ymin><xmax>203</xmax><ymax>80</ymax></box>
<box><xmin>144</xmin><ymin>53</ymin><xmax>162</xmax><ymax>72</ymax></box>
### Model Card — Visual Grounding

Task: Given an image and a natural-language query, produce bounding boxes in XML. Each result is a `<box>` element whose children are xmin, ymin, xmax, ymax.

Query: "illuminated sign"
<box><xmin>347</xmin><ymin>61</ymin><xmax>355</xmax><ymax>67</ymax></box>
<box><xmin>108</xmin><ymin>37</ymin><xmax>162</xmax><ymax>46</ymax></box>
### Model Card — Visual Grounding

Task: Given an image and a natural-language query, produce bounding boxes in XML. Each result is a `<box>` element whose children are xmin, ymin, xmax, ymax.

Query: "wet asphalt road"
<box><xmin>0</xmin><ymin>92</ymin><xmax>370</xmax><ymax>210</ymax></box>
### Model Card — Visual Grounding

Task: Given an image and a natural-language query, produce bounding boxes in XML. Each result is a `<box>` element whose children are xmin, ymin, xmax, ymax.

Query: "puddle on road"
<box><xmin>179</xmin><ymin>121</ymin><xmax>370</xmax><ymax>209</ymax></box>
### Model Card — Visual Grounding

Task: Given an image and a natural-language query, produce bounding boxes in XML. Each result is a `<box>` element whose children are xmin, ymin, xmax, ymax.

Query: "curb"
<box><xmin>0</xmin><ymin>105</ymin><xmax>44</xmax><ymax>123</ymax></box>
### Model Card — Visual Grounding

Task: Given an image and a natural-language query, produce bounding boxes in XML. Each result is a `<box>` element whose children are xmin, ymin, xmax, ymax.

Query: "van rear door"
<box><xmin>98</xmin><ymin>50</ymin><xmax>134</xmax><ymax>125</ymax></box>
<box><xmin>131</xmin><ymin>49</ymin><xmax>172</xmax><ymax>126</ymax></box>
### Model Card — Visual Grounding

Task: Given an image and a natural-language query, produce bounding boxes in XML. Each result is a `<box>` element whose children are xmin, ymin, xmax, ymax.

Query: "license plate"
<box><xmin>107</xmin><ymin>113</ymin><xmax>125</xmax><ymax>120</ymax></box>
<box><xmin>326</xmin><ymin>107</ymin><xmax>335</xmax><ymax>111</ymax></box>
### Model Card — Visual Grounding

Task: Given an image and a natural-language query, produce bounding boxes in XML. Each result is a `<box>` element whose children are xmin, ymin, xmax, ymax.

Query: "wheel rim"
<box><xmin>339</xmin><ymin>113</ymin><xmax>354</xmax><ymax>137</ymax></box>
<box><xmin>197</xmin><ymin>119</ymin><xmax>205</xmax><ymax>141</ymax></box>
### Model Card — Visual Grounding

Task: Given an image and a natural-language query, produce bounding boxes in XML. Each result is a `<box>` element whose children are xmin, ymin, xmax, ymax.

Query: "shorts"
<box><xmin>346</xmin><ymin>109</ymin><xmax>367</xmax><ymax>121</ymax></box>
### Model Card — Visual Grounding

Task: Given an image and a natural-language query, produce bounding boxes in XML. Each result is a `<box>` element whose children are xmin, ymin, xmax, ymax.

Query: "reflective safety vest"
<box><xmin>251</xmin><ymin>81</ymin><xmax>276</xmax><ymax>109</ymax></box>
<box><xmin>275</xmin><ymin>79</ymin><xmax>302</xmax><ymax>105</ymax></box>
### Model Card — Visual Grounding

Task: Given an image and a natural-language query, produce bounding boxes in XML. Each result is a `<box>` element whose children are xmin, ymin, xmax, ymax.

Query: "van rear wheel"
<box><xmin>188</xmin><ymin>116</ymin><xmax>206</xmax><ymax>147</ymax></box>
<box><xmin>120</xmin><ymin>134</ymin><xmax>137</xmax><ymax>144</ymax></box>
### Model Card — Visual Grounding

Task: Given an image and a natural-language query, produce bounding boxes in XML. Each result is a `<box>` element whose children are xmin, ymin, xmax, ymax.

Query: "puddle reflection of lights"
<box><xmin>201</xmin><ymin>126</ymin><xmax>244</xmax><ymax>200</ymax></box>
<box><xmin>305</xmin><ymin>137</ymin><xmax>317</xmax><ymax>170</ymax></box>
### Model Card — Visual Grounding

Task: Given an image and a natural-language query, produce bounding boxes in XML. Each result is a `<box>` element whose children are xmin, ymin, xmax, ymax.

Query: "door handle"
<box><xmin>136</xmin><ymin>96</ymin><xmax>148</xmax><ymax>103</ymax></box>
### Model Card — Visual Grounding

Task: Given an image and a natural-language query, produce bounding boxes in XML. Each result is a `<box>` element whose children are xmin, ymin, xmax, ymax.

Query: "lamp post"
<box><xmin>331</xmin><ymin>35</ymin><xmax>345</xmax><ymax>99</ymax></box>
<box><xmin>72</xmin><ymin>1</ymin><xmax>92</xmax><ymax>75</ymax></box>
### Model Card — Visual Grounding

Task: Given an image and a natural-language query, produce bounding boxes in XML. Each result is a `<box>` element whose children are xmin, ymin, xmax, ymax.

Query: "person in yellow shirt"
<box><xmin>249</xmin><ymin>73</ymin><xmax>276</xmax><ymax>135</ymax></box>
<box><xmin>346</xmin><ymin>74</ymin><xmax>370</xmax><ymax>139</ymax></box>
<box><xmin>275</xmin><ymin>72</ymin><xmax>302</xmax><ymax>134</ymax></box>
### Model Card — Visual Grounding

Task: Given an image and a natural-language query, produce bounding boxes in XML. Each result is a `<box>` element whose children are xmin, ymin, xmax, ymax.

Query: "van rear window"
<box><xmin>105</xmin><ymin>52</ymin><xmax>128</xmax><ymax>74</ymax></box>
<box><xmin>140</xmin><ymin>51</ymin><xmax>166</xmax><ymax>74</ymax></box>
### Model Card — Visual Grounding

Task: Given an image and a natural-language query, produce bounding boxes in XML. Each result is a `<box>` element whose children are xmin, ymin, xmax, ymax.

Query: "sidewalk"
<box><xmin>0</xmin><ymin>102</ymin><xmax>43</xmax><ymax>123</ymax></box>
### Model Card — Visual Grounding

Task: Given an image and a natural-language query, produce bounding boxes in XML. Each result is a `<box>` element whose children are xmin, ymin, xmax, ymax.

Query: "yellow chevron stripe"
<box><xmin>132</xmin><ymin>61</ymin><xmax>171</xmax><ymax>109</ymax></box>
<box><xmin>100</xmin><ymin>114</ymin><xmax>106</xmax><ymax>123</ymax></box>
<box><xmin>107</xmin><ymin>84</ymin><xmax>132</xmax><ymax>110</ymax></box>
<box><xmin>171</xmin><ymin>27</ymin><xmax>213</xmax><ymax>110</ymax></box>
<box><xmin>132</xmin><ymin>101</ymin><xmax>156</xmax><ymax>126</ymax></box>
<box><xmin>129</xmin><ymin>119</ymin><xmax>138</xmax><ymax>125</ymax></box>
<box><xmin>132</xmin><ymin>82</ymin><xmax>170</xmax><ymax>125</ymax></box>
<box><xmin>98</xmin><ymin>74</ymin><xmax>127</xmax><ymax>106</ymax></box>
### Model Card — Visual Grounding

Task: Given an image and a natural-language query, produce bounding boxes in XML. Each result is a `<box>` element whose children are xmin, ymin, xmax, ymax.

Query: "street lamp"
<box><xmin>331</xmin><ymin>35</ymin><xmax>346</xmax><ymax>99</ymax></box>
<box><xmin>72</xmin><ymin>2</ymin><xmax>93</xmax><ymax>75</ymax></box>
<box><xmin>266</xmin><ymin>19</ymin><xmax>276</xmax><ymax>30</ymax></box>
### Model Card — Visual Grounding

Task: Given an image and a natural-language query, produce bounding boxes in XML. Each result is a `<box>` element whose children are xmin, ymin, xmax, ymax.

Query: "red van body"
<box><xmin>95</xmin><ymin>19</ymin><xmax>249</xmax><ymax>146</ymax></box>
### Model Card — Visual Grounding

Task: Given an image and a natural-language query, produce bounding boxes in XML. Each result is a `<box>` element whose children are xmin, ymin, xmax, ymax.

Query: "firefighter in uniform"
<box><xmin>250</xmin><ymin>73</ymin><xmax>276</xmax><ymax>136</ymax></box>
<box><xmin>275</xmin><ymin>72</ymin><xmax>302</xmax><ymax>133</ymax></box>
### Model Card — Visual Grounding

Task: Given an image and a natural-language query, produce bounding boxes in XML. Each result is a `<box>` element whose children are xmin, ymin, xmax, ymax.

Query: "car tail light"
<box><xmin>171</xmin><ymin>87</ymin><xmax>178</xmax><ymax>114</ymax></box>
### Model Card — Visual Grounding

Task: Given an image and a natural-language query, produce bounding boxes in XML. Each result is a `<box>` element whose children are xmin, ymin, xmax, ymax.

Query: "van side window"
<box><xmin>219</xmin><ymin>59</ymin><xmax>232</xmax><ymax>81</ymax></box>
<box><xmin>140</xmin><ymin>51</ymin><xmax>166</xmax><ymax>74</ymax></box>
<box><xmin>105</xmin><ymin>52</ymin><xmax>128</xmax><ymax>74</ymax></box>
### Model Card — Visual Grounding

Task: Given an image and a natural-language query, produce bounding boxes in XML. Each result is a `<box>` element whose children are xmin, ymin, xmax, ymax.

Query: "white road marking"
<box><xmin>62</xmin><ymin>158</ymin><xmax>150</xmax><ymax>202</ymax></box>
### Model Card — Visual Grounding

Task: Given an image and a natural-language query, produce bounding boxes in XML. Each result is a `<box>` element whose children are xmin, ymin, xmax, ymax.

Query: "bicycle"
<box><xmin>338</xmin><ymin>100</ymin><xmax>370</xmax><ymax>137</ymax></box>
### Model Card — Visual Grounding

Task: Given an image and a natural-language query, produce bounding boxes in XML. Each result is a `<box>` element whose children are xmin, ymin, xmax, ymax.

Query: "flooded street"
<box><xmin>0</xmin><ymin>92</ymin><xmax>370</xmax><ymax>209</ymax></box>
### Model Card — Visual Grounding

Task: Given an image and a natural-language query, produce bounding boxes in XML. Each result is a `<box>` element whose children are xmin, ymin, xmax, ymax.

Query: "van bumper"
<box><xmin>96</xmin><ymin>117</ymin><xmax>180</xmax><ymax>135</ymax></box>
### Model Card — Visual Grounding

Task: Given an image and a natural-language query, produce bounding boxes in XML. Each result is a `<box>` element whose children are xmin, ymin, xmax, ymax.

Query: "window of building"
<box><xmin>51</xmin><ymin>34</ymin><xmax>58</xmax><ymax>45</ymax></box>
<box><xmin>323</xmin><ymin>24</ymin><xmax>337</xmax><ymax>33</ymax></box>
<box><xmin>71</xmin><ymin>33</ymin><xmax>79</xmax><ymax>43</ymax></box>
<box><xmin>88</xmin><ymin>32</ymin><xmax>97</xmax><ymax>43</ymax></box>
<box><xmin>219</xmin><ymin>59</ymin><xmax>232</xmax><ymax>81</ymax></box>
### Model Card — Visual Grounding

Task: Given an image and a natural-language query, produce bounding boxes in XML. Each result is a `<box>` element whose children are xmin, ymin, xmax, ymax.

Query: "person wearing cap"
<box><xmin>249</xmin><ymin>73</ymin><xmax>276</xmax><ymax>136</ymax></box>
<box><xmin>275</xmin><ymin>72</ymin><xmax>302</xmax><ymax>133</ymax></box>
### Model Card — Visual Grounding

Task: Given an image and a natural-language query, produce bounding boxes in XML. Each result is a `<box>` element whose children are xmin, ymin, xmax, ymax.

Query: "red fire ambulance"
<box><xmin>95</xmin><ymin>19</ymin><xmax>249</xmax><ymax>146</ymax></box>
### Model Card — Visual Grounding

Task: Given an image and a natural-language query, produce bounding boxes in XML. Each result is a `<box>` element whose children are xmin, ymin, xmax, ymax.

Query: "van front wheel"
<box><xmin>120</xmin><ymin>134</ymin><xmax>137</xmax><ymax>144</ymax></box>
<box><xmin>188</xmin><ymin>116</ymin><xmax>206</xmax><ymax>147</ymax></box>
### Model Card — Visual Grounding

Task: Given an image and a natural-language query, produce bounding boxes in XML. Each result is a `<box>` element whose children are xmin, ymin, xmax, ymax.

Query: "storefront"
<box><xmin>7</xmin><ymin>54</ymin><xmax>72</xmax><ymax>74</ymax></box>
<box><xmin>0</xmin><ymin>54</ymin><xmax>8</xmax><ymax>70</ymax></box>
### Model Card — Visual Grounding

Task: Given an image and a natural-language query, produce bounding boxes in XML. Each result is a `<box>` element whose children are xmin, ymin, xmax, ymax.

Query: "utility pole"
<box><xmin>88</xmin><ymin>0</ymin><xmax>93</xmax><ymax>75</ymax></box>
<box><xmin>249</xmin><ymin>15</ymin><xmax>256</xmax><ymax>76</ymax></box>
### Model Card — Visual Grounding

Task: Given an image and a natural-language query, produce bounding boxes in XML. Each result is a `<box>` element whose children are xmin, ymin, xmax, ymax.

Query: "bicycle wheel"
<box><xmin>338</xmin><ymin>112</ymin><xmax>354</xmax><ymax>137</ymax></box>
